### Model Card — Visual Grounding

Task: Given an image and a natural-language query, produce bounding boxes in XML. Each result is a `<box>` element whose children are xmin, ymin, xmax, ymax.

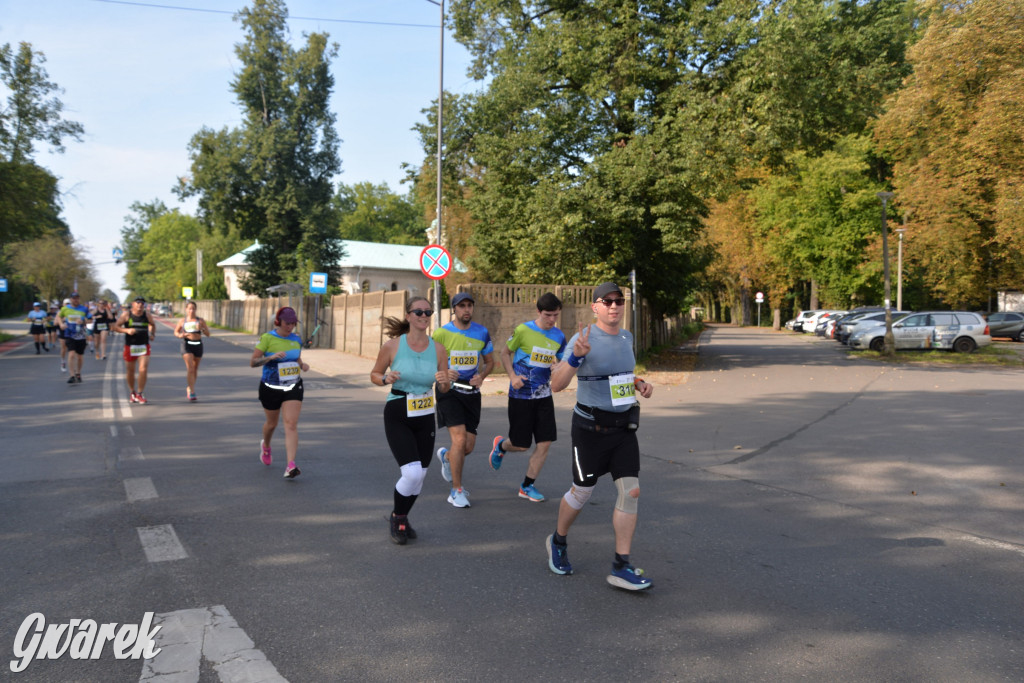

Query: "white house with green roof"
<box><xmin>216</xmin><ymin>240</ymin><xmax>464</xmax><ymax>300</ymax></box>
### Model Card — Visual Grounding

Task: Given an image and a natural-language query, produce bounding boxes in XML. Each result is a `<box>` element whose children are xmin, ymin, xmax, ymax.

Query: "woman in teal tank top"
<box><xmin>371</xmin><ymin>296</ymin><xmax>454</xmax><ymax>545</ymax></box>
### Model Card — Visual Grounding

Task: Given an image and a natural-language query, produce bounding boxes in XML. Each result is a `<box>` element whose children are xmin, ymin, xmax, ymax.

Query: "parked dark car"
<box><xmin>985</xmin><ymin>311</ymin><xmax>1024</xmax><ymax>342</ymax></box>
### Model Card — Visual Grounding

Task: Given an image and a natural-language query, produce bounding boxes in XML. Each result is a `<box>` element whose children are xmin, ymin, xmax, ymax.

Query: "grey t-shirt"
<box><xmin>568</xmin><ymin>324</ymin><xmax>637</xmax><ymax>413</ymax></box>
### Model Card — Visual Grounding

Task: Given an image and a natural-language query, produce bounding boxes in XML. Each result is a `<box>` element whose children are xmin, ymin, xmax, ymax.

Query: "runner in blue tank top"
<box><xmin>371</xmin><ymin>296</ymin><xmax>453</xmax><ymax>545</ymax></box>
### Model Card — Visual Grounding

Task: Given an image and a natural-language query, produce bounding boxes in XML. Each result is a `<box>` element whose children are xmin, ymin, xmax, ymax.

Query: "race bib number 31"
<box><xmin>406</xmin><ymin>392</ymin><xmax>435</xmax><ymax>417</ymax></box>
<box><xmin>608</xmin><ymin>372</ymin><xmax>636</xmax><ymax>406</ymax></box>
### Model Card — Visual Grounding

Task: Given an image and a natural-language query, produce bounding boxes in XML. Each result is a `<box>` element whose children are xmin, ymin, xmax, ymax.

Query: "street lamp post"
<box><xmin>895</xmin><ymin>228</ymin><xmax>906</xmax><ymax>312</ymax></box>
<box><xmin>877</xmin><ymin>191</ymin><xmax>895</xmax><ymax>356</ymax></box>
<box><xmin>426</xmin><ymin>0</ymin><xmax>444</xmax><ymax>330</ymax></box>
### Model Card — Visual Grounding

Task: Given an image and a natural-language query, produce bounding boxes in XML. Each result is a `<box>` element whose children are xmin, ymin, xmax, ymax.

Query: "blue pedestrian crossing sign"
<box><xmin>309</xmin><ymin>272</ymin><xmax>328</xmax><ymax>294</ymax></box>
<box><xmin>112</xmin><ymin>247</ymin><xmax>124</xmax><ymax>260</ymax></box>
<box><xmin>0</xmin><ymin>278</ymin><xmax>7</xmax><ymax>293</ymax></box>
<box><xmin>419</xmin><ymin>245</ymin><xmax>452</xmax><ymax>280</ymax></box>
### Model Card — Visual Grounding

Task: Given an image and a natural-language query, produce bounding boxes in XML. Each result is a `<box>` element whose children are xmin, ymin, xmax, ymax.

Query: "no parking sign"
<box><xmin>419</xmin><ymin>245</ymin><xmax>452</xmax><ymax>280</ymax></box>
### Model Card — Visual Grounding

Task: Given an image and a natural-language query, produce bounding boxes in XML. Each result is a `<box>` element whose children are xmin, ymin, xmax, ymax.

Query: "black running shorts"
<box><xmin>436</xmin><ymin>389</ymin><xmax>481</xmax><ymax>433</ymax></box>
<box><xmin>259</xmin><ymin>379</ymin><xmax>304</xmax><ymax>411</ymax></box>
<box><xmin>569</xmin><ymin>412</ymin><xmax>640</xmax><ymax>487</ymax></box>
<box><xmin>507</xmin><ymin>395</ymin><xmax>557</xmax><ymax>447</ymax></box>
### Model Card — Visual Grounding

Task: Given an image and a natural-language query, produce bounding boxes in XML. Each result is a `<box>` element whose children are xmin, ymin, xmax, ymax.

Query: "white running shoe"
<box><xmin>447</xmin><ymin>487</ymin><xmax>470</xmax><ymax>508</ymax></box>
<box><xmin>437</xmin><ymin>447</ymin><xmax>452</xmax><ymax>482</ymax></box>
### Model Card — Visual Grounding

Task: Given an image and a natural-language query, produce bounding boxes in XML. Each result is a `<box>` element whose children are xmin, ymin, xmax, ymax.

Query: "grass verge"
<box><xmin>848</xmin><ymin>344</ymin><xmax>1024</xmax><ymax>367</ymax></box>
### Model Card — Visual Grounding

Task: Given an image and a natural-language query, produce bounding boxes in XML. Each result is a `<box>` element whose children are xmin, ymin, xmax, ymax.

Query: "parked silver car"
<box><xmin>848</xmin><ymin>311</ymin><xmax>992</xmax><ymax>353</ymax></box>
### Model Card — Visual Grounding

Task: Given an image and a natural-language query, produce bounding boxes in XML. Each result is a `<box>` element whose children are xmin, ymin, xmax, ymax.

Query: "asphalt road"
<box><xmin>1</xmin><ymin>321</ymin><xmax>1022</xmax><ymax>681</ymax></box>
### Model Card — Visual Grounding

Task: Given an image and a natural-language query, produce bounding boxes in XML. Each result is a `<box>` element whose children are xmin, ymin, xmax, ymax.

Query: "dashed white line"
<box><xmin>137</xmin><ymin>525</ymin><xmax>188</xmax><ymax>563</ymax></box>
<box><xmin>124</xmin><ymin>477</ymin><xmax>158</xmax><ymax>502</ymax></box>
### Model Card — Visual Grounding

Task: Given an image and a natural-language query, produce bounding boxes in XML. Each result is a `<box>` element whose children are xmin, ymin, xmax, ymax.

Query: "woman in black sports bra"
<box><xmin>173</xmin><ymin>300</ymin><xmax>210</xmax><ymax>401</ymax></box>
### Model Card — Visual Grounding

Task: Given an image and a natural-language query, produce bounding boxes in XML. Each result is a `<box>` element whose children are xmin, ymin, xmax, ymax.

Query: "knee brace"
<box><xmin>562</xmin><ymin>484</ymin><xmax>595</xmax><ymax>511</ymax></box>
<box><xmin>396</xmin><ymin>463</ymin><xmax>427</xmax><ymax>497</ymax></box>
<box><xmin>614</xmin><ymin>477</ymin><xmax>640</xmax><ymax>514</ymax></box>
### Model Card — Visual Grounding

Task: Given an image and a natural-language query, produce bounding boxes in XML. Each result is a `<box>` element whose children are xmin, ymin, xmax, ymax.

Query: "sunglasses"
<box><xmin>408</xmin><ymin>309</ymin><xmax>433</xmax><ymax>317</ymax></box>
<box><xmin>598</xmin><ymin>298</ymin><xmax>627</xmax><ymax>307</ymax></box>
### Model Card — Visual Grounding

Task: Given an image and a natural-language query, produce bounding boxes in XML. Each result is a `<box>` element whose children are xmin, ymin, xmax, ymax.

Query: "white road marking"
<box><xmin>138</xmin><ymin>605</ymin><xmax>287</xmax><ymax>682</ymax></box>
<box><xmin>103</xmin><ymin>360</ymin><xmax>115</xmax><ymax>419</ymax></box>
<box><xmin>137</xmin><ymin>525</ymin><xmax>188</xmax><ymax>562</ymax></box>
<box><xmin>120</xmin><ymin>446</ymin><xmax>145</xmax><ymax>462</ymax></box>
<box><xmin>111</xmin><ymin>425</ymin><xmax>118</xmax><ymax>437</ymax></box>
<box><xmin>124</xmin><ymin>477</ymin><xmax>158</xmax><ymax>502</ymax></box>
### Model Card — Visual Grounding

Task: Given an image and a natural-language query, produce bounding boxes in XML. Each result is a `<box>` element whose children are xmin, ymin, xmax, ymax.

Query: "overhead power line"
<box><xmin>89</xmin><ymin>0</ymin><xmax>439</xmax><ymax>29</ymax></box>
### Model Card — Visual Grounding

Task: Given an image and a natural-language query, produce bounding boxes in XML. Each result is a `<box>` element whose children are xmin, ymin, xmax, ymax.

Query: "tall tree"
<box><xmin>0</xmin><ymin>42</ymin><xmax>82</xmax><ymax>245</ymax></box>
<box><xmin>176</xmin><ymin>0</ymin><xmax>343</xmax><ymax>295</ymax></box>
<box><xmin>874</xmin><ymin>0</ymin><xmax>1024</xmax><ymax>308</ymax></box>
<box><xmin>333</xmin><ymin>182</ymin><xmax>424</xmax><ymax>245</ymax></box>
<box><xmin>0</xmin><ymin>42</ymin><xmax>84</xmax><ymax>163</ymax></box>
<box><xmin>447</xmin><ymin>0</ymin><xmax>758</xmax><ymax>314</ymax></box>
<box><xmin>5</xmin><ymin>234</ymin><xmax>98</xmax><ymax>304</ymax></box>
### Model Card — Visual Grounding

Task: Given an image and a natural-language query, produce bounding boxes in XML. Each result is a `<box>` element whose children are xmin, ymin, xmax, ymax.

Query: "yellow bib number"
<box><xmin>529</xmin><ymin>345</ymin><xmax>556</xmax><ymax>368</ymax></box>
<box><xmin>450</xmin><ymin>350</ymin><xmax>477</xmax><ymax>368</ymax></box>
<box><xmin>278</xmin><ymin>361</ymin><xmax>300</xmax><ymax>386</ymax></box>
<box><xmin>406</xmin><ymin>392</ymin><xmax>435</xmax><ymax>417</ymax></box>
<box><xmin>129</xmin><ymin>344</ymin><xmax>147</xmax><ymax>357</ymax></box>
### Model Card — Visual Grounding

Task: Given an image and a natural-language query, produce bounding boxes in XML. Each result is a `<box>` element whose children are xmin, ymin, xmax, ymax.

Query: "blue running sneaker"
<box><xmin>436</xmin><ymin>447</ymin><xmax>452</xmax><ymax>482</ymax></box>
<box><xmin>447</xmin><ymin>487</ymin><xmax>470</xmax><ymax>508</ymax></box>
<box><xmin>489</xmin><ymin>436</ymin><xmax>505</xmax><ymax>471</ymax></box>
<box><xmin>518</xmin><ymin>484</ymin><xmax>545</xmax><ymax>502</ymax></box>
<box><xmin>607</xmin><ymin>564</ymin><xmax>652</xmax><ymax>591</ymax></box>
<box><xmin>546</xmin><ymin>534</ymin><xmax>572</xmax><ymax>575</ymax></box>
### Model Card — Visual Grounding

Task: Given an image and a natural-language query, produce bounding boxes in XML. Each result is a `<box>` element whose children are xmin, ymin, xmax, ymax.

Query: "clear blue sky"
<box><xmin>0</xmin><ymin>0</ymin><xmax>477</xmax><ymax>299</ymax></box>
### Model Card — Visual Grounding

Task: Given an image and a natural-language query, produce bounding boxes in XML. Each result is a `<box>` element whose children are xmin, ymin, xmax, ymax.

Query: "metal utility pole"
<box><xmin>426</xmin><ymin>0</ymin><xmax>444</xmax><ymax>330</ymax></box>
<box><xmin>877</xmin><ymin>191</ymin><xmax>895</xmax><ymax>356</ymax></box>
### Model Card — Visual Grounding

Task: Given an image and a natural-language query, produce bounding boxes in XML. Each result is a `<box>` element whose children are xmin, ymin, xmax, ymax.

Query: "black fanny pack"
<box><xmin>577</xmin><ymin>403</ymin><xmax>640</xmax><ymax>432</ymax></box>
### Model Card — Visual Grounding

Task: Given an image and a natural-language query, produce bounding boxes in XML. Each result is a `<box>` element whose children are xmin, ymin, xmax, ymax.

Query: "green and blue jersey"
<box><xmin>506</xmin><ymin>321</ymin><xmax>566</xmax><ymax>399</ymax></box>
<box><xmin>432</xmin><ymin>321</ymin><xmax>493</xmax><ymax>386</ymax></box>
<box><xmin>256</xmin><ymin>330</ymin><xmax>303</xmax><ymax>386</ymax></box>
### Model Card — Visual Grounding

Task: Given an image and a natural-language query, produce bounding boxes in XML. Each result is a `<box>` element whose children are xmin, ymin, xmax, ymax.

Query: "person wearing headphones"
<box><xmin>250</xmin><ymin>306</ymin><xmax>308</xmax><ymax>479</ymax></box>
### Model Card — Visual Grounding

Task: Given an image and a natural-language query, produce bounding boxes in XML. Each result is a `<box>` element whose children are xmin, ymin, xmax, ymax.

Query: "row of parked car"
<box><xmin>785</xmin><ymin>307</ymin><xmax>1024</xmax><ymax>353</ymax></box>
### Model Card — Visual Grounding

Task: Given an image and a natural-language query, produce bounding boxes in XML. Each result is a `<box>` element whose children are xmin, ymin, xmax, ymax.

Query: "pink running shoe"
<box><xmin>260</xmin><ymin>440</ymin><xmax>272</xmax><ymax>466</ymax></box>
<box><xmin>284</xmin><ymin>462</ymin><xmax>300</xmax><ymax>479</ymax></box>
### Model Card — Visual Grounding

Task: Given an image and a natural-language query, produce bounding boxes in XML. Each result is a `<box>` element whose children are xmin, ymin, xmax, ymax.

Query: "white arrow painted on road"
<box><xmin>139</xmin><ymin>605</ymin><xmax>287</xmax><ymax>682</ymax></box>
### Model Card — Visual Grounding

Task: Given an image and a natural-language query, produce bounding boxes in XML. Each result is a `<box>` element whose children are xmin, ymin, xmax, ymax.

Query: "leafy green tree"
<box><xmin>447</xmin><ymin>0</ymin><xmax>761</xmax><ymax>315</ymax></box>
<box><xmin>874</xmin><ymin>0</ymin><xmax>1024</xmax><ymax>308</ymax></box>
<box><xmin>409</xmin><ymin>92</ymin><xmax>482</xmax><ymax>280</ymax></box>
<box><xmin>732</xmin><ymin>0</ymin><xmax>915</xmax><ymax>164</ymax></box>
<box><xmin>0</xmin><ymin>159</ymin><xmax>69</xmax><ymax>245</ymax></box>
<box><xmin>5</xmin><ymin>234</ymin><xmax>98</xmax><ymax>304</ymax></box>
<box><xmin>0</xmin><ymin>42</ymin><xmax>84</xmax><ymax>163</ymax></box>
<box><xmin>176</xmin><ymin>0</ymin><xmax>343</xmax><ymax>295</ymax></box>
<box><xmin>333</xmin><ymin>182</ymin><xmax>424</xmax><ymax>245</ymax></box>
<box><xmin>129</xmin><ymin>211</ymin><xmax>203</xmax><ymax>301</ymax></box>
<box><xmin>752</xmin><ymin>136</ymin><xmax>888</xmax><ymax>307</ymax></box>
<box><xmin>0</xmin><ymin>42</ymin><xmax>82</xmax><ymax>246</ymax></box>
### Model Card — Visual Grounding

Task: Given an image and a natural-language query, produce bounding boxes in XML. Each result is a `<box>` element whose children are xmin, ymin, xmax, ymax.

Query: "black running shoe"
<box><xmin>390</xmin><ymin>513</ymin><xmax>409</xmax><ymax>545</ymax></box>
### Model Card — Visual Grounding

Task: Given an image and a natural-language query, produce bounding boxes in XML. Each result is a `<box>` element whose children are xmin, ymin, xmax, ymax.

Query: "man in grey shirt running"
<box><xmin>547</xmin><ymin>282</ymin><xmax>654</xmax><ymax>590</ymax></box>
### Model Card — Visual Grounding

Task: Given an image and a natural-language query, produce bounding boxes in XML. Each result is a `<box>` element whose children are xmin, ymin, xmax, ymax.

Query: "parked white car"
<box><xmin>848</xmin><ymin>311</ymin><xmax>992</xmax><ymax>353</ymax></box>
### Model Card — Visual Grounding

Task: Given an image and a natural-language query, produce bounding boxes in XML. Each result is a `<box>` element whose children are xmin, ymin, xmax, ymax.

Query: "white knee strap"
<box><xmin>396</xmin><ymin>463</ymin><xmax>427</xmax><ymax>497</ymax></box>
<box><xmin>563</xmin><ymin>484</ymin><xmax>595</xmax><ymax>511</ymax></box>
<box><xmin>614</xmin><ymin>477</ymin><xmax>640</xmax><ymax>514</ymax></box>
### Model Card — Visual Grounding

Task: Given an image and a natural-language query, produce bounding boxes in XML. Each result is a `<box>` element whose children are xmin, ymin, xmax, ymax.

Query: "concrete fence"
<box><xmin>188</xmin><ymin>282</ymin><xmax>690</xmax><ymax>358</ymax></box>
